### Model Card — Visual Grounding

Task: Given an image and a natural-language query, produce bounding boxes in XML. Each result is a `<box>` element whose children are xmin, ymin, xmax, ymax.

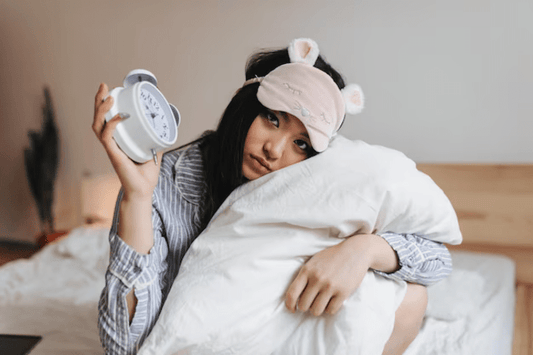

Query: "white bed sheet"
<box><xmin>0</xmin><ymin>227</ymin><xmax>516</xmax><ymax>354</ymax></box>
<box><xmin>0</xmin><ymin>227</ymin><xmax>109</xmax><ymax>355</ymax></box>
<box><xmin>405</xmin><ymin>251</ymin><xmax>516</xmax><ymax>355</ymax></box>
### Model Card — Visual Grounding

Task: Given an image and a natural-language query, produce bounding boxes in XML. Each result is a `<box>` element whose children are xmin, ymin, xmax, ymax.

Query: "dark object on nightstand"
<box><xmin>0</xmin><ymin>239</ymin><xmax>39</xmax><ymax>266</ymax></box>
<box><xmin>0</xmin><ymin>334</ymin><xmax>42</xmax><ymax>355</ymax></box>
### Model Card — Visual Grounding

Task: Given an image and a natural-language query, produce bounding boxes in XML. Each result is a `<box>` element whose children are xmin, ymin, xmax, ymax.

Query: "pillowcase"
<box><xmin>139</xmin><ymin>135</ymin><xmax>462</xmax><ymax>355</ymax></box>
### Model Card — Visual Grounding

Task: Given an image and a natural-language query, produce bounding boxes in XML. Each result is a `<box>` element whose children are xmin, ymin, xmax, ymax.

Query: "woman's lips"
<box><xmin>251</xmin><ymin>155</ymin><xmax>272</xmax><ymax>172</ymax></box>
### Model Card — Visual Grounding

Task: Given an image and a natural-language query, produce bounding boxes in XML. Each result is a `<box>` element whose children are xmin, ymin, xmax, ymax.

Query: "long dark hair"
<box><xmin>198</xmin><ymin>83</ymin><xmax>263</xmax><ymax>227</ymax></box>
<box><xmin>193</xmin><ymin>47</ymin><xmax>346</xmax><ymax>229</ymax></box>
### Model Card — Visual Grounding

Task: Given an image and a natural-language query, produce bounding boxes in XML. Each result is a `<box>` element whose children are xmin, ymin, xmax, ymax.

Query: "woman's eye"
<box><xmin>295</xmin><ymin>139</ymin><xmax>309</xmax><ymax>151</ymax></box>
<box><xmin>265</xmin><ymin>112</ymin><xmax>279</xmax><ymax>127</ymax></box>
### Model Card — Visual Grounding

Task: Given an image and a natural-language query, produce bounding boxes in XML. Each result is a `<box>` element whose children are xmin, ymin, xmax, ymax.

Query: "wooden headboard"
<box><xmin>418</xmin><ymin>164</ymin><xmax>533</xmax><ymax>247</ymax></box>
<box><xmin>418</xmin><ymin>164</ymin><xmax>533</xmax><ymax>285</ymax></box>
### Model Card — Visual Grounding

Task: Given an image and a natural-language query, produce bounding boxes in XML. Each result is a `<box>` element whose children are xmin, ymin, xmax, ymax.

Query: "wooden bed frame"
<box><xmin>418</xmin><ymin>164</ymin><xmax>533</xmax><ymax>355</ymax></box>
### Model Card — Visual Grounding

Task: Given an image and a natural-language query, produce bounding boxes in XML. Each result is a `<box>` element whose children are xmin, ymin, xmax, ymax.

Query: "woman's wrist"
<box><xmin>122</xmin><ymin>188</ymin><xmax>154</xmax><ymax>203</ymax></box>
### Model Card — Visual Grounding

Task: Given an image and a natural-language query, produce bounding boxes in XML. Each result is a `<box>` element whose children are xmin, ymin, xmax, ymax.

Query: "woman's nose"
<box><xmin>264</xmin><ymin>135</ymin><xmax>286</xmax><ymax>160</ymax></box>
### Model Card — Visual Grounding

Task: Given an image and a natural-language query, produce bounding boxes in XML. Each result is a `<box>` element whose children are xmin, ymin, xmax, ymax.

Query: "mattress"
<box><xmin>0</xmin><ymin>227</ymin><xmax>516</xmax><ymax>354</ymax></box>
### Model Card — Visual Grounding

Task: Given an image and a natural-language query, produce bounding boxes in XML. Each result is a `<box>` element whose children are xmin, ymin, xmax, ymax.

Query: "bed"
<box><xmin>0</xmin><ymin>164</ymin><xmax>531</xmax><ymax>355</ymax></box>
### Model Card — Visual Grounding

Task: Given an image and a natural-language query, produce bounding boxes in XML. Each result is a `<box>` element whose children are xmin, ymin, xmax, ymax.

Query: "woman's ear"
<box><xmin>342</xmin><ymin>84</ymin><xmax>365</xmax><ymax>115</ymax></box>
<box><xmin>288</xmin><ymin>38</ymin><xmax>320</xmax><ymax>66</ymax></box>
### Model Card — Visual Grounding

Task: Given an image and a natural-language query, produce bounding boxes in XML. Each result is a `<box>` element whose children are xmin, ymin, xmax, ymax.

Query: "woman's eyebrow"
<box><xmin>278</xmin><ymin>111</ymin><xmax>290</xmax><ymax>123</ymax></box>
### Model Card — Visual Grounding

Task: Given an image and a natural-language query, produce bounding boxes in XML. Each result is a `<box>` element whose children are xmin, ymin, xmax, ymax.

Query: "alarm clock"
<box><xmin>105</xmin><ymin>69</ymin><xmax>181</xmax><ymax>163</ymax></box>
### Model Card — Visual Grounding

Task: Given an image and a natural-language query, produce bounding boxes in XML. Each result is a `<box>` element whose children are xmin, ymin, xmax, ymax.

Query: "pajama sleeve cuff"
<box><xmin>373</xmin><ymin>232</ymin><xmax>453</xmax><ymax>286</ymax></box>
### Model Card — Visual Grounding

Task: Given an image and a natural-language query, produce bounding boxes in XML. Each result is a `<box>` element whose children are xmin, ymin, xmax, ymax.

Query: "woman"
<box><xmin>95</xmin><ymin>38</ymin><xmax>451</xmax><ymax>354</ymax></box>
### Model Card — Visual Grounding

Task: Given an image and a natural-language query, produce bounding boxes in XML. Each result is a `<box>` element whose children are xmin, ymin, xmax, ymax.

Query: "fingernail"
<box><xmin>119</xmin><ymin>113</ymin><xmax>130</xmax><ymax>119</ymax></box>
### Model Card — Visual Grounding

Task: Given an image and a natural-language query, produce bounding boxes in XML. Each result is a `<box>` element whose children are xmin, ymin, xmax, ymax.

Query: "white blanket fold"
<box><xmin>139</xmin><ymin>135</ymin><xmax>462</xmax><ymax>355</ymax></box>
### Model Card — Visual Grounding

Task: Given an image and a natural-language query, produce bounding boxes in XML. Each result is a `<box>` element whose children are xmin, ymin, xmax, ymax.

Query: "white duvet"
<box><xmin>139</xmin><ymin>135</ymin><xmax>462</xmax><ymax>355</ymax></box>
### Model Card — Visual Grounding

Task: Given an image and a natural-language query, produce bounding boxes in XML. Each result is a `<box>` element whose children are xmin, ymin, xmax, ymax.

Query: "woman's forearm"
<box><xmin>343</xmin><ymin>233</ymin><xmax>400</xmax><ymax>274</ymax></box>
<box><xmin>367</xmin><ymin>234</ymin><xmax>400</xmax><ymax>273</ymax></box>
<box><xmin>118</xmin><ymin>193</ymin><xmax>154</xmax><ymax>255</ymax></box>
<box><xmin>117</xmin><ymin>193</ymin><xmax>154</xmax><ymax>323</ymax></box>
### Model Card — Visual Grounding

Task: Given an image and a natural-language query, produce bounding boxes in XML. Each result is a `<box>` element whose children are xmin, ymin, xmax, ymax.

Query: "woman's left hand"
<box><xmin>285</xmin><ymin>233</ymin><xmax>399</xmax><ymax>316</ymax></box>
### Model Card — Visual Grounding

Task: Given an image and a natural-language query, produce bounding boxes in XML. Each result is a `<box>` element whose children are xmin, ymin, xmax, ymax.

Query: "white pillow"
<box><xmin>139</xmin><ymin>135</ymin><xmax>462</xmax><ymax>355</ymax></box>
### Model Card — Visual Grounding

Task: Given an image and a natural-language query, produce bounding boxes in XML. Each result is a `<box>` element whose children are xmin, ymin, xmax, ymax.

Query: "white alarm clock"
<box><xmin>105</xmin><ymin>69</ymin><xmax>181</xmax><ymax>163</ymax></box>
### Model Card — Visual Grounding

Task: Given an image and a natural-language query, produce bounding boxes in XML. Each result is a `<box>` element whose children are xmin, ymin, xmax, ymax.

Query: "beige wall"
<box><xmin>1</xmin><ymin>0</ymin><xmax>532</xmax><ymax>242</ymax></box>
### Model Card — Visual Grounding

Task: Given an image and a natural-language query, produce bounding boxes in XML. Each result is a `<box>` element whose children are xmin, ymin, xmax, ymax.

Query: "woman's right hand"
<box><xmin>92</xmin><ymin>83</ymin><xmax>163</xmax><ymax>200</ymax></box>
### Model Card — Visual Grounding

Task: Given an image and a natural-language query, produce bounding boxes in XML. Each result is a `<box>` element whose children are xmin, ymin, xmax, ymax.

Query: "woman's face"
<box><xmin>242</xmin><ymin>110</ymin><xmax>312</xmax><ymax>181</ymax></box>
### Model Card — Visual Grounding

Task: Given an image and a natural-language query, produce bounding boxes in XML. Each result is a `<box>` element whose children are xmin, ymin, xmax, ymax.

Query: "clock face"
<box><xmin>139</xmin><ymin>85</ymin><xmax>174</xmax><ymax>142</ymax></box>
